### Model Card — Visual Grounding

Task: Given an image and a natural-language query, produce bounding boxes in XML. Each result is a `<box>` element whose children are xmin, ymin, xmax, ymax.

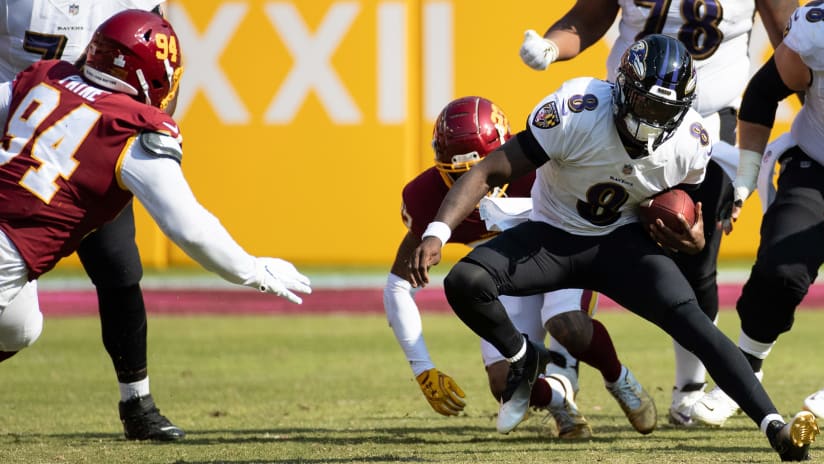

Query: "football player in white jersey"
<box><xmin>0</xmin><ymin>0</ymin><xmax>186</xmax><ymax>441</ymax></box>
<box><xmin>409</xmin><ymin>34</ymin><xmax>818</xmax><ymax>461</ymax></box>
<box><xmin>691</xmin><ymin>1</ymin><xmax>824</xmax><ymax>429</ymax></box>
<box><xmin>517</xmin><ymin>0</ymin><xmax>797</xmax><ymax>427</ymax></box>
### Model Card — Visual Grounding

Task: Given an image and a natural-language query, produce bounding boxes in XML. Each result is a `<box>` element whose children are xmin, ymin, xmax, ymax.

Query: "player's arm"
<box><xmin>520</xmin><ymin>0</ymin><xmax>619</xmax><ymax>70</ymax></box>
<box><xmin>725</xmin><ymin>44</ymin><xmax>811</xmax><ymax>233</ymax></box>
<box><xmin>119</xmin><ymin>132</ymin><xmax>311</xmax><ymax>303</ymax></box>
<box><xmin>385</xmin><ymin>232</ymin><xmax>466</xmax><ymax>416</ymax></box>
<box><xmin>756</xmin><ymin>0</ymin><xmax>797</xmax><ymax>48</ymax></box>
<box><xmin>408</xmin><ymin>133</ymin><xmax>537</xmax><ymax>287</ymax></box>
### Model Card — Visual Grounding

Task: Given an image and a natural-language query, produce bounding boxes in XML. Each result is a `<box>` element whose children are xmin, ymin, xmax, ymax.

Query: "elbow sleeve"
<box><xmin>738</xmin><ymin>57</ymin><xmax>795</xmax><ymax>128</ymax></box>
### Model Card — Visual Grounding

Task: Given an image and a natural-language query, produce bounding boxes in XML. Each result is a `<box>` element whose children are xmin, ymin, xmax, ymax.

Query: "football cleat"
<box><xmin>668</xmin><ymin>382</ymin><xmax>706</xmax><ymax>427</ymax></box>
<box><xmin>766</xmin><ymin>411</ymin><xmax>819</xmax><ymax>462</ymax></box>
<box><xmin>692</xmin><ymin>371</ymin><xmax>763</xmax><ymax>427</ymax></box>
<box><xmin>119</xmin><ymin>394</ymin><xmax>185</xmax><ymax>441</ymax></box>
<box><xmin>804</xmin><ymin>388</ymin><xmax>824</xmax><ymax>418</ymax></box>
<box><xmin>607</xmin><ymin>366</ymin><xmax>657</xmax><ymax>434</ymax></box>
<box><xmin>546</xmin><ymin>374</ymin><xmax>592</xmax><ymax>439</ymax></box>
<box><xmin>497</xmin><ymin>336</ymin><xmax>550</xmax><ymax>434</ymax></box>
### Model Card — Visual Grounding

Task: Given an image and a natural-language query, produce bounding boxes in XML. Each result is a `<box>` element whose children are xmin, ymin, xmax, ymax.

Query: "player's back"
<box><xmin>0</xmin><ymin>60</ymin><xmax>178</xmax><ymax>277</ymax></box>
<box><xmin>607</xmin><ymin>0</ymin><xmax>756</xmax><ymax>116</ymax></box>
<box><xmin>0</xmin><ymin>0</ymin><xmax>162</xmax><ymax>80</ymax></box>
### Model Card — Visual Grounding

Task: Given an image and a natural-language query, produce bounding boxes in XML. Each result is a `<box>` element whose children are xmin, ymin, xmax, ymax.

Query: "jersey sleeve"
<box><xmin>784</xmin><ymin>4</ymin><xmax>824</xmax><ymax>71</ymax></box>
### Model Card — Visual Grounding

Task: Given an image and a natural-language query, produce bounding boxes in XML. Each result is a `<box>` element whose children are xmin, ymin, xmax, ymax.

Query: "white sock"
<box><xmin>739</xmin><ymin>331</ymin><xmax>775</xmax><ymax>360</ymax></box>
<box><xmin>546</xmin><ymin>376</ymin><xmax>568</xmax><ymax>408</ymax></box>
<box><xmin>673</xmin><ymin>339</ymin><xmax>706</xmax><ymax>389</ymax></box>
<box><xmin>119</xmin><ymin>377</ymin><xmax>150</xmax><ymax>401</ymax></box>
<box><xmin>761</xmin><ymin>413</ymin><xmax>784</xmax><ymax>434</ymax></box>
<box><xmin>506</xmin><ymin>337</ymin><xmax>527</xmax><ymax>363</ymax></box>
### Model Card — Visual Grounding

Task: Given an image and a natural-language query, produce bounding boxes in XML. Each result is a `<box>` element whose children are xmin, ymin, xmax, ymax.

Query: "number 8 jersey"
<box><xmin>524</xmin><ymin>77</ymin><xmax>711</xmax><ymax>236</ymax></box>
<box><xmin>607</xmin><ymin>0</ymin><xmax>756</xmax><ymax>117</ymax></box>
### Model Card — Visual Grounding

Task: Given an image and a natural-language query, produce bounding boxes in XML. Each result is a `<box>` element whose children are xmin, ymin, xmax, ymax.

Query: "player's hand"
<box><xmin>717</xmin><ymin>188</ymin><xmax>743</xmax><ymax>235</ymax></box>
<box><xmin>254</xmin><ymin>257</ymin><xmax>312</xmax><ymax>304</ymax></box>
<box><xmin>408</xmin><ymin>237</ymin><xmax>442</xmax><ymax>288</ymax></box>
<box><xmin>416</xmin><ymin>368</ymin><xmax>466</xmax><ymax>416</ymax></box>
<box><xmin>648</xmin><ymin>202</ymin><xmax>706</xmax><ymax>255</ymax></box>
<box><xmin>519</xmin><ymin>29</ymin><xmax>558</xmax><ymax>71</ymax></box>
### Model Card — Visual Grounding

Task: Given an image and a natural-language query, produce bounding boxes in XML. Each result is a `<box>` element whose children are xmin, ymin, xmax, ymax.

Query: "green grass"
<box><xmin>1</xmin><ymin>309</ymin><xmax>822</xmax><ymax>463</ymax></box>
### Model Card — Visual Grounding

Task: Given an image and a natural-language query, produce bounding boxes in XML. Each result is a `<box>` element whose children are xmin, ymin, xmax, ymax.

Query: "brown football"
<box><xmin>639</xmin><ymin>189</ymin><xmax>696</xmax><ymax>232</ymax></box>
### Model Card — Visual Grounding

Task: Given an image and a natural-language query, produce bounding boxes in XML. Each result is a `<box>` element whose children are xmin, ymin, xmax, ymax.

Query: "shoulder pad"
<box><xmin>139</xmin><ymin>132</ymin><xmax>183</xmax><ymax>164</ymax></box>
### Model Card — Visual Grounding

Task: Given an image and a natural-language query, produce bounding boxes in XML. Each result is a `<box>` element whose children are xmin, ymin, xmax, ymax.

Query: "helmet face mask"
<box><xmin>613</xmin><ymin>34</ymin><xmax>696</xmax><ymax>157</ymax></box>
<box><xmin>432</xmin><ymin>96</ymin><xmax>511</xmax><ymax>187</ymax></box>
<box><xmin>83</xmin><ymin>9</ymin><xmax>183</xmax><ymax>110</ymax></box>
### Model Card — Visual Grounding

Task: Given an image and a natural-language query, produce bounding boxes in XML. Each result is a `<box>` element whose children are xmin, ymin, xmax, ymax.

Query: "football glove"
<box><xmin>254</xmin><ymin>257</ymin><xmax>312</xmax><ymax>304</ymax></box>
<box><xmin>416</xmin><ymin>368</ymin><xmax>466</xmax><ymax>416</ymax></box>
<box><xmin>519</xmin><ymin>29</ymin><xmax>559</xmax><ymax>71</ymax></box>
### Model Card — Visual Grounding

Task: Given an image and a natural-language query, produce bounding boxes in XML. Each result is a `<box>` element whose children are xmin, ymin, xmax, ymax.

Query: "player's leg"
<box><xmin>0</xmin><ymin>280</ymin><xmax>42</xmax><ymax>359</ymax></box>
<box><xmin>597</xmin><ymin>225</ymin><xmax>817</xmax><ymax>459</ymax></box>
<box><xmin>483</xmin><ymin>293</ymin><xmax>590</xmax><ymax>438</ymax></box>
<box><xmin>445</xmin><ymin>221</ymin><xmax>567</xmax><ymax>433</ymax></box>
<box><xmin>76</xmin><ymin>202</ymin><xmax>183</xmax><ymax>441</ymax></box>
<box><xmin>545</xmin><ymin>298</ymin><xmax>655</xmax><ymax>435</ymax></box>
<box><xmin>542</xmin><ymin>289</ymin><xmax>599</xmax><ymax>395</ymax></box>
<box><xmin>668</xmin><ymin>160</ymin><xmax>730</xmax><ymax>426</ymax></box>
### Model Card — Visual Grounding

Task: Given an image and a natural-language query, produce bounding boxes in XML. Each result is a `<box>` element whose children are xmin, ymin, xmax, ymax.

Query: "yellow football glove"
<box><xmin>416</xmin><ymin>368</ymin><xmax>466</xmax><ymax>416</ymax></box>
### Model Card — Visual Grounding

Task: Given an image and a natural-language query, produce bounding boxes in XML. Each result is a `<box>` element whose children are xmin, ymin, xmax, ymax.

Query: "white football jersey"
<box><xmin>785</xmin><ymin>3</ymin><xmax>824</xmax><ymax>166</ymax></box>
<box><xmin>607</xmin><ymin>0</ymin><xmax>757</xmax><ymax>117</ymax></box>
<box><xmin>0</xmin><ymin>0</ymin><xmax>163</xmax><ymax>81</ymax></box>
<box><xmin>526</xmin><ymin>77</ymin><xmax>712</xmax><ymax>236</ymax></box>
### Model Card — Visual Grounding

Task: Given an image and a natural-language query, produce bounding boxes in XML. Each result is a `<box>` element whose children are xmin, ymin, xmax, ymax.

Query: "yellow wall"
<box><xmin>56</xmin><ymin>0</ymin><xmax>798</xmax><ymax>271</ymax></box>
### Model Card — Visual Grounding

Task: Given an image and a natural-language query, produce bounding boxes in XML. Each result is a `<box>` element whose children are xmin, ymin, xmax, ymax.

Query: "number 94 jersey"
<box><xmin>525</xmin><ymin>77</ymin><xmax>711</xmax><ymax>236</ymax></box>
<box><xmin>607</xmin><ymin>0</ymin><xmax>756</xmax><ymax>117</ymax></box>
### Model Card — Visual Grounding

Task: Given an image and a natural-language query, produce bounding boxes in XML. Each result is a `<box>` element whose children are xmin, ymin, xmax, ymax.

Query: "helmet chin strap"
<box><xmin>646</xmin><ymin>135</ymin><xmax>656</xmax><ymax>155</ymax></box>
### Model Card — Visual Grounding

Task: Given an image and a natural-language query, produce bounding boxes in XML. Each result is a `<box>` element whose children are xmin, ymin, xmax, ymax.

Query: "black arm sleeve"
<box><xmin>738</xmin><ymin>56</ymin><xmax>795</xmax><ymax>128</ymax></box>
<box><xmin>516</xmin><ymin>129</ymin><xmax>550</xmax><ymax>168</ymax></box>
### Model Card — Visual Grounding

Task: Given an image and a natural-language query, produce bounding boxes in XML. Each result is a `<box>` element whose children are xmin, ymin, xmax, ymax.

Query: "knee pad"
<box><xmin>0</xmin><ymin>307</ymin><xmax>42</xmax><ymax>351</ymax></box>
<box><xmin>443</xmin><ymin>260</ymin><xmax>498</xmax><ymax>314</ymax></box>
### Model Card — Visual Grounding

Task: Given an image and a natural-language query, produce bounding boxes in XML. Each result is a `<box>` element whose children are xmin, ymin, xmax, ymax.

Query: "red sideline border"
<box><xmin>39</xmin><ymin>284</ymin><xmax>824</xmax><ymax>317</ymax></box>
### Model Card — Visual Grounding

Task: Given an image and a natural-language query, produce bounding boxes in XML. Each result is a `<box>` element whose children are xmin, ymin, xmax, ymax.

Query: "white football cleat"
<box><xmin>546</xmin><ymin>374</ymin><xmax>592</xmax><ymax>439</ymax></box>
<box><xmin>668</xmin><ymin>382</ymin><xmax>706</xmax><ymax>427</ymax></box>
<box><xmin>496</xmin><ymin>338</ymin><xmax>550</xmax><ymax>433</ymax></box>
<box><xmin>804</xmin><ymin>388</ymin><xmax>824</xmax><ymax>418</ymax></box>
<box><xmin>692</xmin><ymin>371</ymin><xmax>763</xmax><ymax>427</ymax></box>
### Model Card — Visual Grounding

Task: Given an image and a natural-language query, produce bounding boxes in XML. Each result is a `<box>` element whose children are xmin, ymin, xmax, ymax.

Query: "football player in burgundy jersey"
<box><xmin>0</xmin><ymin>8</ymin><xmax>310</xmax><ymax>438</ymax></box>
<box><xmin>517</xmin><ymin>0</ymin><xmax>797</xmax><ymax>427</ymax></box>
<box><xmin>694</xmin><ymin>2</ymin><xmax>824</xmax><ymax>441</ymax></box>
<box><xmin>409</xmin><ymin>35</ymin><xmax>818</xmax><ymax>460</ymax></box>
<box><xmin>385</xmin><ymin>96</ymin><xmax>654</xmax><ymax>439</ymax></box>
<box><xmin>0</xmin><ymin>0</ymin><xmax>188</xmax><ymax>441</ymax></box>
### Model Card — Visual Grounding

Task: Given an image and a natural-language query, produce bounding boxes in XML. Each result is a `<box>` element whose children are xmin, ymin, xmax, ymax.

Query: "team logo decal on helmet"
<box><xmin>433</xmin><ymin>96</ymin><xmax>512</xmax><ymax>187</ymax></box>
<box><xmin>612</xmin><ymin>34</ymin><xmax>697</xmax><ymax>158</ymax></box>
<box><xmin>532</xmin><ymin>101</ymin><xmax>561</xmax><ymax>129</ymax></box>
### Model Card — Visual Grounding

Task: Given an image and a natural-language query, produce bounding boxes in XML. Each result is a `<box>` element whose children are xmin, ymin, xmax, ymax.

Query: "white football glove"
<box><xmin>519</xmin><ymin>29</ymin><xmax>559</xmax><ymax>71</ymax></box>
<box><xmin>253</xmin><ymin>257</ymin><xmax>312</xmax><ymax>304</ymax></box>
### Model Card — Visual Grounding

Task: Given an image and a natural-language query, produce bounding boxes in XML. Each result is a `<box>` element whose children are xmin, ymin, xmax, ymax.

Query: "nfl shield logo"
<box><xmin>68</xmin><ymin>4</ymin><xmax>79</xmax><ymax>15</ymax></box>
<box><xmin>622</xmin><ymin>164</ymin><xmax>633</xmax><ymax>175</ymax></box>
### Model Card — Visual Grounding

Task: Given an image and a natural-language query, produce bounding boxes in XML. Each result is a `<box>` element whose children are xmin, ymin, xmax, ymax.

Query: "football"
<box><xmin>639</xmin><ymin>188</ymin><xmax>696</xmax><ymax>232</ymax></box>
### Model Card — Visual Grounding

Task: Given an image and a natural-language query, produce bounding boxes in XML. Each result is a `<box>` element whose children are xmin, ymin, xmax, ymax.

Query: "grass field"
<box><xmin>1</xmin><ymin>308</ymin><xmax>822</xmax><ymax>463</ymax></box>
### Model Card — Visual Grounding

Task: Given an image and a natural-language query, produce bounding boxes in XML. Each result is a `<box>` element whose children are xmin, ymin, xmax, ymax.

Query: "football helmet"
<box><xmin>432</xmin><ymin>96</ymin><xmax>512</xmax><ymax>187</ymax></box>
<box><xmin>84</xmin><ymin>9</ymin><xmax>183</xmax><ymax>110</ymax></box>
<box><xmin>613</xmin><ymin>34</ymin><xmax>696</xmax><ymax>157</ymax></box>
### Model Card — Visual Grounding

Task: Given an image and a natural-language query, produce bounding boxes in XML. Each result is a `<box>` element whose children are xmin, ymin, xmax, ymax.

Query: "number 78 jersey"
<box><xmin>525</xmin><ymin>77</ymin><xmax>711</xmax><ymax>236</ymax></box>
<box><xmin>607</xmin><ymin>0</ymin><xmax>756</xmax><ymax>117</ymax></box>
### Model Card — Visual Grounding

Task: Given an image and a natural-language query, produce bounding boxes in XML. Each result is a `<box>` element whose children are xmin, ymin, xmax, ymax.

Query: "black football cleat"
<box><xmin>119</xmin><ymin>394</ymin><xmax>185</xmax><ymax>441</ymax></box>
<box><xmin>767</xmin><ymin>411</ymin><xmax>819</xmax><ymax>461</ymax></box>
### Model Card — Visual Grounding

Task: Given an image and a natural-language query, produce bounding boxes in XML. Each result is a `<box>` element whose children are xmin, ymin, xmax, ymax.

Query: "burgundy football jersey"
<box><xmin>401</xmin><ymin>167</ymin><xmax>535</xmax><ymax>245</ymax></box>
<box><xmin>0</xmin><ymin>60</ymin><xmax>180</xmax><ymax>278</ymax></box>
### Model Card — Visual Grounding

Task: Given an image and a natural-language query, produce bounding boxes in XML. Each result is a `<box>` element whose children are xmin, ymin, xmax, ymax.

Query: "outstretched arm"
<box><xmin>119</xmin><ymin>135</ymin><xmax>311</xmax><ymax>303</ymax></box>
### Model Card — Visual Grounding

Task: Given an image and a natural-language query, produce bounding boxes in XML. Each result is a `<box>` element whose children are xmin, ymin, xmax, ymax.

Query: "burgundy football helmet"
<box><xmin>432</xmin><ymin>96</ymin><xmax>512</xmax><ymax>186</ymax></box>
<box><xmin>83</xmin><ymin>9</ymin><xmax>183</xmax><ymax>110</ymax></box>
